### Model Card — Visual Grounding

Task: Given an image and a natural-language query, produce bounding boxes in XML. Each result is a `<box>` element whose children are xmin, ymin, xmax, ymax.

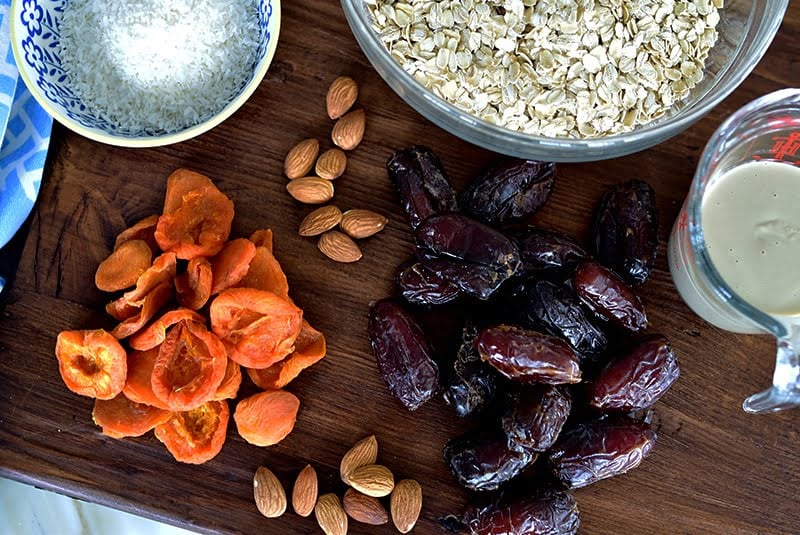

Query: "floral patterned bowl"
<box><xmin>9</xmin><ymin>0</ymin><xmax>280</xmax><ymax>147</ymax></box>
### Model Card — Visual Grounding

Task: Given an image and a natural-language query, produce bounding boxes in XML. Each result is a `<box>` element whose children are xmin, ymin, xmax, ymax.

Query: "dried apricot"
<box><xmin>129</xmin><ymin>308</ymin><xmax>205</xmax><ymax>351</ymax></box>
<box><xmin>123</xmin><ymin>253</ymin><xmax>177</xmax><ymax>305</ymax></box>
<box><xmin>247</xmin><ymin>321</ymin><xmax>326</xmax><ymax>390</ymax></box>
<box><xmin>236</xmin><ymin>246</ymin><xmax>290</xmax><ymax>299</ymax></box>
<box><xmin>155</xmin><ymin>400</ymin><xmax>229</xmax><ymax>464</ymax></box>
<box><xmin>162</xmin><ymin>169</ymin><xmax>216</xmax><ymax>213</ymax></box>
<box><xmin>111</xmin><ymin>280</ymin><xmax>173</xmax><ymax>339</ymax></box>
<box><xmin>151</xmin><ymin>321</ymin><xmax>227</xmax><ymax>411</ymax></box>
<box><xmin>249</xmin><ymin>229</ymin><xmax>273</xmax><ymax>252</ymax></box>
<box><xmin>95</xmin><ymin>240</ymin><xmax>153</xmax><ymax>292</ymax></box>
<box><xmin>209</xmin><ymin>238</ymin><xmax>257</xmax><ymax>295</ymax></box>
<box><xmin>123</xmin><ymin>348</ymin><xmax>170</xmax><ymax>410</ymax></box>
<box><xmin>213</xmin><ymin>359</ymin><xmax>242</xmax><ymax>401</ymax></box>
<box><xmin>55</xmin><ymin>330</ymin><xmax>127</xmax><ymax>400</ymax></box>
<box><xmin>114</xmin><ymin>214</ymin><xmax>160</xmax><ymax>252</ymax></box>
<box><xmin>92</xmin><ymin>394</ymin><xmax>171</xmax><ymax>439</ymax></box>
<box><xmin>106</xmin><ymin>298</ymin><xmax>139</xmax><ymax>321</ymax></box>
<box><xmin>234</xmin><ymin>390</ymin><xmax>300</xmax><ymax>447</ymax></box>
<box><xmin>210</xmin><ymin>288</ymin><xmax>303</xmax><ymax>369</ymax></box>
<box><xmin>175</xmin><ymin>257</ymin><xmax>213</xmax><ymax>310</ymax></box>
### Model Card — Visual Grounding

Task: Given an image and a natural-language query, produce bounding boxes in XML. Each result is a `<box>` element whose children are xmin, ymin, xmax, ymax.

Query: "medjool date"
<box><xmin>387</xmin><ymin>146</ymin><xmax>458</xmax><ymax>229</ymax></box>
<box><xmin>592</xmin><ymin>180</ymin><xmax>658</xmax><ymax>286</ymax></box>
<box><xmin>368</xmin><ymin>299</ymin><xmax>439</xmax><ymax>411</ymax></box>
<box><xmin>511</xmin><ymin>226</ymin><xmax>587</xmax><ymax>276</ymax></box>
<box><xmin>458</xmin><ymin>490</ymin><xmax>580</xmax><ymax>535</ymax></box>
<box><xmin>444</xmin><ymin>323</ymin><xmax>498</xmax><ymax>418</ymax></box>
<box><xmin>502</xmin><ymin>385</ymin><xmax>572</xmax><ymax>453</ymax></box>
<box><xmin>396</xmin><ymin>259</ymin><xmax>462</xmax><ymax>306</ymax></box>
<box><xmin>460</xmin><ymin>159</ymin><xmax>556</xmax><ymax>226</ymax></box>
<box><xmin>572</xmin><ymin>261</ymin><xmax>647</xmax><ymax>333</ymax></box>
<box><xmin>444</xmin><ymin>432</ymin><xmax>536</xmax><ymax>492</ymax></box>
<box><xmin>475</xmin><ymin>325</ymin><xmax>581</xmax><ymax>385</ymax></box>
<box><xmin>588</xmin><ymin>335</ymin><xmax>680</xmax><ymax>412</ymax></box>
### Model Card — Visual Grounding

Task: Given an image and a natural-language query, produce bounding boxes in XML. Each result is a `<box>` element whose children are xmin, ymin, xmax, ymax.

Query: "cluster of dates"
<box><xmin>368</xmin><ymin>146</ymin><xmax>680</xmax><ymax>534</ymax></box>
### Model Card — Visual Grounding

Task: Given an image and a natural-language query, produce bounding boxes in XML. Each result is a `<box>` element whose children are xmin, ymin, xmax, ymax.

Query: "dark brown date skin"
<box><xmin>415</xmin><ymin>214</ymin><xmax>521</xmax><ymax>300</ymax></box>
<box><xmin>368</xmin><ymin>299</ymin><xmax>439</xmax><ymax>411</ymax></box>
<box><xmin>476</xmin><ymin>325</ymin><xmax>581</xmax><ymax>385</ymax></box>
<box><xmin>444</xmin><ymin>432</ymin><xmax>536</xmax><ymax>492</ymax></box>
<box><xmin>458</xmin><ymin>490</ymin><xmax>580</xmax><ymax>535</ymax></box>
<box><xmin>397</xmin><ymin>259</ymin><xmax>462</xmax><ymax>306</ymax></box>
<box><xmin>503</xmin><ymin>385</ymin><xmax>572</xmax><ymax>453</ymax></box>
<box><xmin>510</xmin><ymin>226</ymin><xmax>587</xmax><ymax>276</ymax></box>
<box><xmin>588</xmin><ymin>335</ymin><xmax>680</xmax><ymax>411</ymax></box>
<box><xmin>460</xmin><ymin>159</ymin><xmax>556</xmax><ymax>226</ymax></box>
<box><xmin>572</xmin><ymin>261</ymin><xmax>647</xmax><ymax>333</ymax></box>
<box><xmin>592</xmin><ymin>180</ymin><xmax>658</xmax><ymax>286</ymax></box>
<box><xmin>387</xmin><ymin>146</ymin><xmax>458</xmax><ymax>229</ymax></box>
<box><xmin>548</xmin><ymin>418</ymin><xmax>656</xmax><ymax>488</ymax></box>
<box><xmin>444</xmin><ymin>323</ymin><xmax>498</xmax><ymax>418</ymax></box>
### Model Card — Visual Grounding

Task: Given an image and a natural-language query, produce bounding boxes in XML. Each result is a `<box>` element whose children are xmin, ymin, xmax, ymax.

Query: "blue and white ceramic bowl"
<box><xmin>9</xmin><ymin>0</ymin><xmax>281</xmax><ymax>147</ymax></box>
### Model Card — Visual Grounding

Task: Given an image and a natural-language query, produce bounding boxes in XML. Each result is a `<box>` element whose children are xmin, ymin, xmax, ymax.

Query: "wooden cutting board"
<box><xmin>1</xmin><ymin>2</ymin><xmax>799</xmax><ymax>534</ymax></box>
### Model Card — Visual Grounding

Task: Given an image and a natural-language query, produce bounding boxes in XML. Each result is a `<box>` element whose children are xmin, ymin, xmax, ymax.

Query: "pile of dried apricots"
<box><xmin>54</xmin><ymin>169</ymin><xmax>326</xmax><ymax>464</ymax></box>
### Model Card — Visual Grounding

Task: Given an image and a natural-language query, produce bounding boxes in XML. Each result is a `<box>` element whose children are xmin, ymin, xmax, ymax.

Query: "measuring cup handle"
<box><xmin>743</xmin><ymin>328</ymin><xmax>800</xmax><ymax>413</ymax></box>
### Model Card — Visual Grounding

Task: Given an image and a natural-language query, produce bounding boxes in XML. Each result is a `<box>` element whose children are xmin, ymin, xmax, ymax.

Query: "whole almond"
<box><xmin>315</xmin><ymin>493</ymin><xmax>348</xmax><ymax>535</ymax></box>
<box><xmin>253</xmin><ymin>466</ymin><xmax>287</xmax><ymax>518</ymax></box>
<box><xmin>292</xmin><ymin>464</ymin><xmax>318</xmax><ymax>518</ymax></box>
<box><xmin>327</xmin><ymin>76</ymin><xmax>359</xmax><ymax>120</ymax></box>
<box><xmin>287</xmin><ymin>177</ymin><xmax>334</xmax><ymax>204</ymax></box>
<box><xmin>347</xmin><ymin>464</ymin><xmax>395</xmax><ymax>498</ymax></box>
<box><xmin>299</xmin><ymin>205</ymin><xmax>343</xmax><ymax>236</ymax></box>
<box><xmin>340</xmin><ymin>209</ymin><xmax>388</xmax><ymax>239</ymax></box>
<box><xmin>284</xmin><ymin>138</ymin><xmax>319</xmax><ymax>179</ymax></box>
<box><xmin>316</xmin><ymin>148</ymin><xmax>348</xmax><ymax>180</ymax></box>
<box><xmin>391</xmin><ymin>479</ymin><xmax>423</xmax><ymax>533</ymax></box>
<box><xmin>340</xmin><ymin>435</ymin><xmax>378</xmax><ymax>484</ymax></box>
<box><xmin>332</xmin><ymin>109</ymin><xmax>366</xmax><ymax>151</ymax></box>
<box><xmin>318</xmin><ymin>231</ymin><xmax>362</xmax><ymax>263</ymax></box>
<box><xmin>342</xmin><ymin>489</ymin><xmax>389</xmax><ymax>526</ymax></box>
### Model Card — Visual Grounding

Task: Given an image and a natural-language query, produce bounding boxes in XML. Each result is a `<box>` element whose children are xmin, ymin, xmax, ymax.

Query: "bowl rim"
<box><xmin>10</xmin><ymin>0</ymin><xmax>282</xmax><ymax>148</ymax></box>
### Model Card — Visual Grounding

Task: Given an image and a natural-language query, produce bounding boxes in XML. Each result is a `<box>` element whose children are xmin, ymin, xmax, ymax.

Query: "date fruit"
<box><xmin>476</xmin><ymin>325</ymin><xmax>581</xmax><ymax>385</ymax></box>
<box><xmin>549</xmin><ymin>418</ymin><xmax>656</xmax><ymax>488</ymax></box>
<box><xmin>444</xmin><ymin>432</ymin><xmax>536</xmax><ymax>492</ymax></box>
<box><xmin>511</xmin><ymin>226</ymin><xmax>587</xmax><ymax>276</ymax></box>
<box><xmin>460</xmin><ymin>159</ymin><xmax>556</xmax><ymax>226</ymax></box>
<box><xmin>387</xmin><ymin>146</ymin><xmax>458</xmax><ymax>229</ymax></box>
<box><xmin>588</xmin><ymin>335</ymin><xmax>680</xmax><ymax>411</ymax></box>
<box><xmin>572</xmin><ymin>261</ymin><xmax>647</xmax><ymax>333</ymax></box>
<box><xmin>444</xmin><ymin>323</ymin><xmax>498</xmax><ymax>418</ymax></box>
<box><xmin>368</xmin><ymin>299</ymin><xmax>440</xmax><ymax>411</ymax></box>
<box><xmin>415</xmin><ymin>214</ymin><xmax>521</xmax><ymax>300</ymax></box>
<box><xmin>458</xmin><ymin>490</ymin><xmax>580</xmax><ymax>535</ymax></box>
<box><xmin>592</xmin><ymin>180</ymin><xmax>658</xmax><ymax>286</ymax></box>
<box><xmin>502</xmin><ymin>385</ymin><xmax>572</xmax><ymax>454</ymax></box>
<box><xmin>396</xmin><ymin>259</ymin><xmax>462</xmax><ymax>306</ymax></box>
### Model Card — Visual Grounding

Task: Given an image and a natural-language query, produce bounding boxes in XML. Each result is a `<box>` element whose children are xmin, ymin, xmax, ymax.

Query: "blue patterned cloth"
<box><xmin>0</xmin><ymin>0</ymin><xmax>52</xmax><ymax>251</ymax></box>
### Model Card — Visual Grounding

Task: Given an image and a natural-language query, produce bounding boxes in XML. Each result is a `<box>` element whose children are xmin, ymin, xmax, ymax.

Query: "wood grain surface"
<box><xmin>1</xmin><ymin>2</ymin><xmax>799</xmax><ymax>534</ymax></box>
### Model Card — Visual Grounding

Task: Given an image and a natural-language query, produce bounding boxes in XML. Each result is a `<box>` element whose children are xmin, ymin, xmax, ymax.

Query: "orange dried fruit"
<box><xmin>234</xmin><ymin>390</ymin><xmax>300</xmax><ymax>447</ymax></box>
<box><xmin>175</xmin><ymin>257</ymin><xmax>213</xmax><ymax>310</ymax></box>
<box><xmin>92</xmin><ymin>394</ymin><xmax>171</xmax><ymax>439</ymax></box>
<box><xmin>210</xmin><ymin>288</ymin><xmax>303</xmax><ymax>369</ymax></box>
<box><xmin>111</xmin><ymin>280</ymin><xmax>173</xmax><ymax>339</ymax></box>
<box><xmin>249</xmin><ymin>229</ymin><xmax>273</xmax><ymax>252</ymax></box>
<box><xmin>129</xmin><ymin>308</ymin><xmax>205</xmax><ymax>351</ymax></box>
<box><xmin>151</xmin><ymin>321</ymin><xmax>227</xmax><ymax>411</ymax></box>
<box><xmin>236</xmin><ymin>246</ymin><xmax>290</xmax><ymax>300</ymax></box>
<box><xmin>213</xmin><ymin>359</ymin><xmax>242</xmax><ymax>401</ymax></box>
<box><xmin>114</xmin><ymin>214</ymin><xmax>160</xmax><ymax>252</ymax></box>
<box><xmin>106</xmin><ymin>298</ymin><xmax>139</xmax><ymax>322</ymax></box>
<box><xmin>162</xmin><ymin>169</ymin><xmax>216</xmax><ymax>213</ymax></box>
<box><xmin>55</xmin><ymin>330</ymin><xmax>127</xmax><ymax>400</ymax></box>
<box><xmin>123</xmin><ymin>348</ymin><xmax>170</xmax><ymax>410</ymax></box>
<box><xmin>247</xmin><ymin>321</ymin><xmax>326</xmax><ymax>390</ymax></box>
<box><xmin>95</xmin><ymin>240</ymin><xmax>153</xmax><ymax>292</ymax></box>
<box><xmin>123</xmin><ymin>252</ymin><xmax>177</xmax><ymax>305</ymax></box>
<box><xmin>209</xmin><ymin>238</ymin><xmax>257</xmax><ymax>295</ymax></box>
<box><xmin>155</xmin><ymin>400</ymin><xmax>229</xmax><ymax>464</ymax></box>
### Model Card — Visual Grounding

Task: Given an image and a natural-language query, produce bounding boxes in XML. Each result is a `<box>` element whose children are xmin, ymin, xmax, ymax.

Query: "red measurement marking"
<box><xmin>767</xmin><ymin>132</ymin><xmax>800</xmax><ymax>159</ymax></box>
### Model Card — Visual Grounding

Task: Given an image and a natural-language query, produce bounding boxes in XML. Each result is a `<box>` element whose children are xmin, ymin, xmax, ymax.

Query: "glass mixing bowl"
<box><xmin>341</xmin><ymin>0</ymin><xmax>789</xmax><ymax>162</ymax></box>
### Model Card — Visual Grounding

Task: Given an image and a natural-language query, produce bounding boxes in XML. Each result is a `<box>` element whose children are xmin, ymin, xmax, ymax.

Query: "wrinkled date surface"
<box><xmin>460</xmin><ymin>491</ymin><xmax>580</xmax><ymax>535</ymax></box>
<box><xmin>512</xmin><ymin>226</ymin><xmax>587</xmax><ymax>276</ymax></box>
<box><xmin>589</xmin><ymin>335</ymin><xmax>680</xmax><ymax>411</ymax></box>
<box><xmin>549</xmin><ymin>418</ymin><xmax>656</xmax><ymax>488</ymax></box>
<box><xmin>573</xmin><ymin>261</ymin><xmax>647</xmax><ymax>333</ymax></box>
<box><xmin>444</xmin><ymin>323</ymin><xmax>498</xmax><ymax>418</ymax></box>
<box><xmin>368</xmin><ymin>299</ymin><xmax>440</xmax><ymax>411</ymax></box>
<box><xmin>416</xmin><ymin>214</ymin><xmax>521</xmax><ymax>300</ymax></box>
<box><xmin>397</xmin><ymin>259</ymin><xmax>462</xmax><ymax>306</ymax></box>
<box><xmin>592</xmin><ymin>180</ymin><xmax>658</xmax><ymax>286</ymax></box>
<box><xmin>444</xmin><ymin>432</ymin><xmax>536</xmax><ymax>492</ymax></box>
<box><xmin>503</xmin><ymin>385</ymin><xmax>572</xmax><ymax>453</ymax></box>
<box><xmin>460</xmin><ymin>159</ymin><xmax>556</xmax><ymax>226</ymax></box>
<box><xmin>387</xmin><ymin>145</ymin><xmax>458</xmax><ymax>229</ymax></box>
<box><xmin>476</xmin><ymin>325</ymin><xmax>581</xmax><ymax>385</ymax></box>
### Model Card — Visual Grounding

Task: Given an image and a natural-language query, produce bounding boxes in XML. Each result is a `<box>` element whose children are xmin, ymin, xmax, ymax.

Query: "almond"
<box><xmin>390</xmin><ymin>479</ymin><xmax>423</xmax><ymax>533</ymax></box>
<box><xmin>332</xmin><ymin>109</ymin><xmax>366</xmax><ymax>151</ymax></box>
<box><xmin>287</xmin><ymin>177</ymin><xmax>334</xmax><ymax>204</ymax></box>
<box><xmin>299</xmin><ymin>205</ymin><xmax>343</xmax><ymax>236</ymax></box>
<box><xmin>340</xmin><ymin>435</ymin><xmax>378</xmax><ymax>484</ymax></box>
<box><xmin>316</xmin><ymin>148</ymin><xmax>348</xmax><ymax>180</ymax></box>
<box><xmin>318</xmin><ymin>231</ymin><xmax>362</xmax><ymax>263</ymax></box>
<box><xmin>253</xmin><ymin>466</ymin><xmax>287</xmax><ymax>518</ymax></box>
<box><xmin>340</xmin><ymin>209</ymin><xmax>388</xmax><ymax>239</ymax></box>
<box><xmin>326</xmin><ymin>76</ymin><xmax>359</xmax><ymax>120</ymax></box>
<box><xmin>292</xmin><ymin>464</ymin><xmax>318</xmax><ymax>518</ymax></box>
<box><xmin>347</xmin><ymin>464</ymin><xmax>395</xmax><ymax>498</ymax></box>
<box><xmin>342</xmin><ymin>488</ymin><xmax>389</xmax><ymax>526</ymax></box>
<box><xmin>284</xmin><ymin>138</ymin><xmax>319</xmax><ymax>179</ymax></box>
<box><xmin>315</xmin><ymin>493</ymin><xmax>348</xmax><ymax>535</ymax></box>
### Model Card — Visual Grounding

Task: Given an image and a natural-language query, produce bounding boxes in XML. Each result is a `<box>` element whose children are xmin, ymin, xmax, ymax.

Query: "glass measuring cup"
<box><xmin>668</xmin><ymin>88</ymin><xmax>800</xmax><ymax>414</ymax></box>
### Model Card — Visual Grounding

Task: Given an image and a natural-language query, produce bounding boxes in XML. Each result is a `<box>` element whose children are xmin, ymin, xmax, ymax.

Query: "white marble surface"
<box><xmin>0</xmin><ymin>477</ymin><xmax>196</xmax><ymax>535</ymax></box>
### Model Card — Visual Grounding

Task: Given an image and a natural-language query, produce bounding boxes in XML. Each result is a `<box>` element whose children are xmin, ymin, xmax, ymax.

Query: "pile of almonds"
<box><xmin>283</xmin><ymin>77</ymin><xmax>388</xmax><ymax>263</ymax></box>
<box><xmin>253</xmin><ymin>435</ymin><xmax>422</xmax><ymax>534</ymax></box>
